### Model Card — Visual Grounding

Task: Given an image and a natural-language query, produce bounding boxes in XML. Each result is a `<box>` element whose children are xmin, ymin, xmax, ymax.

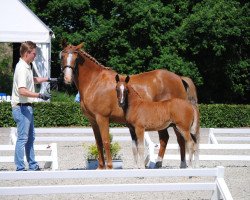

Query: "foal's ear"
<box><xmin>125</xmin><ymin>75</ymin><xmax>130</xmax><ymax>83</ymax></box>
<box><xmin>115</xmin><ymin>74</ymin><xmax>120</xmax><ymax>83</ymax></box>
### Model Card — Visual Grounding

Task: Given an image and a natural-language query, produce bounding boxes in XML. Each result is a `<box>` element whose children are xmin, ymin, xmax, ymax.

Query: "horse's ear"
<box><xmin>61</xmin><ymin>38</ymin><xmax>68</xmax><ymax>48</ymax></box>
<box><xmin>77</xmin><ymin>43</ymin><xmax>84</xmax><ymax>50</ymax></box>
<box><xmin>115</xmin><ymin>74</ymin><xmax>120</xmax><ymax>83</ymax></box>
<box><xmin>125</xmin><ymin>75</ymin><xmax>130</xmax><ymax>83</ymax></box>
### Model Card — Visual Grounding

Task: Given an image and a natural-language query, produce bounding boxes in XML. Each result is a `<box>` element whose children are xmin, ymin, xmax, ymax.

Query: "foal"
<box><xmin>115</xmin><ymin>74</ymin><xmax>200</xmax><ymax>168</ymax></box>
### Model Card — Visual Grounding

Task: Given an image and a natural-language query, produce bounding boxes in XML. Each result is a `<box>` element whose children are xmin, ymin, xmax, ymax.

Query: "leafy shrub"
<box><xmin>85</xmin><ymin>134</ymin><xmax>122</xmax><ymax>160</ymax></box>
<box><xmin>0</xmin><ymin>102</ymin><xmax>249</xmax><ymax>128</ymax></box>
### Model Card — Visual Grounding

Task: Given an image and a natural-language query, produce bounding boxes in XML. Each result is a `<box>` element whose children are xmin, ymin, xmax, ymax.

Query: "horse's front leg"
<box><xmin>96</xmin><ymin>115</ymin><xmax>112</xmax><ymax>169</ymax></box>
<box><xmin>173</xmin><ymin>127</ymin><xmax>187</xmax><ymax>168</ymax></box>
<box><xmin>90</xmin><ymin>121</ymin><xmax>105</xmax><ymax>169</ymax></box>
<box><xmin>155</xmin><ymin>128</ymin><xmax>169</xmax><ymax>168</ymax></box>
<box><xmin>135</xmin><ymin>126</ymin><xmax>145</xmax><ymax>169</ymax></box>
<box><xmin>127</xmin><ymin>124</ymin><xmax>139</xmax><ymax>166</ymax></box>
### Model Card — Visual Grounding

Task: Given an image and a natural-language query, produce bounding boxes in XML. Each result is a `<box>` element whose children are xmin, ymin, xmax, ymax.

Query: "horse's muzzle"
<box><xmin>63</xmin><ymin>66</ymin><xmax>74</xmax><ymax>85</ymax></box>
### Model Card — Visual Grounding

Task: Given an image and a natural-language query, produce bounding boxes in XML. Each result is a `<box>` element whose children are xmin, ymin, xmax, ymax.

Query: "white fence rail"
<box><xmin>9</xmin><ymin>127</ymin><xmax>250</xmax><ymax>168</ymax></box>
<box><xmin>208</xmin><ymin>128</ymin><xmax>250</xmax><ymax>144</ymax></box>
<box><xmin>10</xmin><ymin>127</ymin><xmax>131</xmax><ymax>144</ymax></box>
<box><xmin>9</xmin><ymin>127</ymin><xmax>250</xmax><ymax>144</ymax></box>
<box><xmin>0</xmin><ymin>166</ymin><xmax>232</xmax><ymax>199</ymax></box>
<box><xmin>145</xmin><ymin>128</ymin><xmax>250</xmax><ymax>167</ymax></box>
<box><xmin>0</xmin><ymin>95</ymin><xmax>11</xmax><ymax>102</ymax></box>
<box><xmin>0</xmin><ymin>143</ymin><xmax>58</xmax><ymax>170</ymax></box>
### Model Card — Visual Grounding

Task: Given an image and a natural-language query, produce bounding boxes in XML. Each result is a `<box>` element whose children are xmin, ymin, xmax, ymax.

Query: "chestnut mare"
<box><xmin>60</xmin><ymin>42</ymin><xmax>198</xmax><ymax>169</ymax></box>
<box><xmin>115</xmin><ymin>75</ymin><xmax>200</xmax><ymax>168</ymax></box>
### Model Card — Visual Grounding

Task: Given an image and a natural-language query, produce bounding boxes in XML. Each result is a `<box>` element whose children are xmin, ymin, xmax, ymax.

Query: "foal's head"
<box><xmin>60</xmin><ymin>42</ymin><xmax>84</xmax><ymax>84</ymax></box>
<box><xmin>115</xmin><ymin>74</ymin><xmax>130</xmax><ymax>109</ymax></box>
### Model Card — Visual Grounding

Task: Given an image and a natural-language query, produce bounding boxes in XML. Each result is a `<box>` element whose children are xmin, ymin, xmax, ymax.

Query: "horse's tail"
<box><xmin>181</xmin><ymin>76</ymin><xmax>198</xmax><ymax>106</ymax></box>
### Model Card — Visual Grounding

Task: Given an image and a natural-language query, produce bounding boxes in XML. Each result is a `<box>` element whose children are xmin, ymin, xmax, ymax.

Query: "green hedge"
<box><xmin>0</xmin><ymin>102</ymin><xmax>249</xmax><ymax>128</ymax></box>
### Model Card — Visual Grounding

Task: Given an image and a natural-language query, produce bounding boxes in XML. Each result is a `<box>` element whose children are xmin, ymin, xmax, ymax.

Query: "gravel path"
<box><xmin>0</xmin><ymin>127</ymin><xmax>249</xmax><ymax>200</ymax></box>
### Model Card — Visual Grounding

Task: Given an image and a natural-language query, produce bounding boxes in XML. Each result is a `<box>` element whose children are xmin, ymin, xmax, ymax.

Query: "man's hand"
<box><xmin>48</xmin><ymin>78</ymin><xmax>58</xmax><ymax>82</ymax></box>
<box><xmin>38</xmin><ymin>93</ymin><xmax>51</xmax><ymax>100</ymax></box>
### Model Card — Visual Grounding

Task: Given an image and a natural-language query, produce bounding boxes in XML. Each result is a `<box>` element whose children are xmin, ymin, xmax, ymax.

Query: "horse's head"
<box><xmin>115</xmin><ymin>74</ymin><xmax>130</xmax><ymax>109</ymax></box>
<box><xmin>60</xmin><ymin>42</ymin><xmax>84</xmax><ymax>85</ymax></box>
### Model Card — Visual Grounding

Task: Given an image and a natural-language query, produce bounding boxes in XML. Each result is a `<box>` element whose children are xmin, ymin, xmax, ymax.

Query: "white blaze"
<box><xmin>119</xmin><ymin>84</ymin><xmax>125</xmax><ymax>104</ymax></box>
<box><xmin>67</xmin><ymin>53</ymin><xmax>73</xmax><ymax>66</ymax></box>
<box><xmin>64</xmin><ymin>53</ymin><xmax>73</xmax><ymax>83</ymax></box>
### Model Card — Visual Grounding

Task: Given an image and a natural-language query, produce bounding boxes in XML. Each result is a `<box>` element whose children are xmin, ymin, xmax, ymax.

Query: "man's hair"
<box><xmin>20</xmin><ymin>41</ymin><xmax>36</xmax><ymax>57</ymax></box>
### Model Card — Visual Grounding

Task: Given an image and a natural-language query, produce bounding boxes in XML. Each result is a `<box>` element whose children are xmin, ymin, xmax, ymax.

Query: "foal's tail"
<box><xmin>190</xmin><ymin>105</ymin><xmax>200</xmax><ymax>167</ymax></box>
<box><xmin>190</xmin><ymin>105</ymin><xmax>200</xmax><ymax>143</ymax></box>
<box><xmin>181</xmin><ymin>76</ymin><xmax>198</xmax><ymax>106</ymax></box>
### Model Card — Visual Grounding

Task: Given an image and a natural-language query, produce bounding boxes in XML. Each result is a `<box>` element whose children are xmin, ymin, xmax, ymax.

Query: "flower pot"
<box><xmin>86</xmin><ymin>159</ymin><xmax>123</xmax><ymax>170</ymax></box>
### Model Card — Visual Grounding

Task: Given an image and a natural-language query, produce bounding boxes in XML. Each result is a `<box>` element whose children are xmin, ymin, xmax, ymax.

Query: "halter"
<box><xmin>60</xmin><ymin>49</ymin><xmax>80</xmax><ymax>75</ymax></box>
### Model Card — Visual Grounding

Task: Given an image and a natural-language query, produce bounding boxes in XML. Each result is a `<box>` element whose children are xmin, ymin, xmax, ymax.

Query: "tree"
<box><xmin>0</xmin><ymin>43</ymin><xmax>13</xmax><ymax>95</ymax></box>
<box><xmin>176</xmin><ymin>0</ymin><xmax>249</xmax><ymax>103</ymax></box>
<box><xmin>24</xmin><ymin>0</ymin><xmax>249</xmax><ymax>103</ymax></box>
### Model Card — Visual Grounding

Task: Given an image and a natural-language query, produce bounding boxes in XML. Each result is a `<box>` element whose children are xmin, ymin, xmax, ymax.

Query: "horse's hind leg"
<box><xmin>155</xmin><ymin>128</ymin><xmax>169</xmax><ymax>168</ymax></box>
<box><xmin>127</xmin><ymin>124</ymin><xmax>139</xmax><ymax>166</ymax></box>
<box><xmin>173</xmin><ymin>127</ymin><xmax>187</xmax><ymax>168</ymax></box>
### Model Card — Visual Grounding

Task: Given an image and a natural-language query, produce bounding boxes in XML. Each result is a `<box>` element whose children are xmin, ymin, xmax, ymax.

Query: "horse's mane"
<box><xmin>78</xmin><ymin>49</ymin><xmax>111</xmax><ymax>70</ymax></box>
<box><xmin>128</xmin><ymin>84</ymin><xmax>142</xmax><ymax>100</ymax></box>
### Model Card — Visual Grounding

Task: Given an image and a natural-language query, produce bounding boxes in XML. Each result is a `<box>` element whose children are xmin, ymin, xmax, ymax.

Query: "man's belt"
<box><xmin>17</xmin><ymin>103</ymin><xmax>32</xmax><ymax>106</ymax></box>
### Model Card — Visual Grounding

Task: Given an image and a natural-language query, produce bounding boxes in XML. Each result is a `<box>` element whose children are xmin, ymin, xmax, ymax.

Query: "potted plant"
<box><xmin>85</xmin><ymin>134</ymin><xmax>123</xmax><ymax>169</ymax></box>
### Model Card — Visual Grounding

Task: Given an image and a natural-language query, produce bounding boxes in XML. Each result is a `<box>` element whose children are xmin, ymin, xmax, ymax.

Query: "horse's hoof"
<box><xmin>97</xmin><ymin>166</ymin><xmax>105</xmax><ymax>170</ymax></box>
<box><xmin>180</xmin><ymin>161</ymin><xmax>187</xmax><ymax>168</ymax></box>
<box><xmin>155</xmin><ymin>161</ymin><xmax>162</xmax><ymax>168</ymax></box>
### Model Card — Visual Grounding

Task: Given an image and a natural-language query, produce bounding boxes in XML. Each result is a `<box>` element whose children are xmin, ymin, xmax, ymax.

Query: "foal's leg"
<box><xmin>155</xmin><ymin>128</ymin><xmax>169</xmax><ymax>168</ymax></box>
<box><xmin>192</xmin><ymin>133</ymin><xmax>200</xmax><ymax>168</ymax></box>
<box><xmin>95</xmin><ymin>115</ymin><xmax>113</xmax><ymax>169</ymax></box>
<box><xmin>127</xmin><ymin>124</ymin><xmax>139</xmax><ymax>166</ymax></box>
<box><xmin>90</xmin><ymin>121</ymin><xmax>105</xmax><ymax>169</ymax></box>
<box><xmin>193</xmin><ymin>141</ymin><xmax>200</xmax><ymax>168</ymax></box>
<box><xmin>185</xmin><ymin>133</ymin><xmax>195</xmax><ymax>168</ymax></box>
<box><xmin>135</xmin><ymin>126</ymin><xmax>146</xmax><ymax>169</ymax></box>
<box><xmin>173</xmin><ymin>127</ymin><xmax>187</xmax><ymax>168</ymax></box>
<box><xmin>177</xmin><ymin>128</ymin><xmax>195</xmax><ymax>168</ymax></box>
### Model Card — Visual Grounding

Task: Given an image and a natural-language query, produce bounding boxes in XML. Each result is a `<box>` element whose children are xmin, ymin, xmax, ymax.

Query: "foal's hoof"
<box><xmin>155</xmin><ymin>161</ymin><xmax>162</xmax><ymax>168</ymax></box>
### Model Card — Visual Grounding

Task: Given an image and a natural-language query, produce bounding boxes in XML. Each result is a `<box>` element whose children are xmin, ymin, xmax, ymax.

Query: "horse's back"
<box><xmin>130</xmin><ymin>69</ymin><xmax>187</xmax><ymax>101</ymax></box>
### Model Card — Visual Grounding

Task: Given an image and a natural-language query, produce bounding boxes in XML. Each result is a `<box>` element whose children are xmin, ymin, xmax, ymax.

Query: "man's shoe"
<box><xmin>29</xmin><ymin>166</ymin><xmax>41</xmax><ymax>171</ymax></box>
<box><xmin>34</xmin><ymin>166</ymin><xmax>41</xmax><ymax>171</ymax></box>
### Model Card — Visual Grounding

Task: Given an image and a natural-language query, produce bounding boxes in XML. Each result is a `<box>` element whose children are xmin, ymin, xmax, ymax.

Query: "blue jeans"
<box><xmin>12</xmin><ymin>106</ymin><xmax>39</xmax><ymax>171</ymax></box>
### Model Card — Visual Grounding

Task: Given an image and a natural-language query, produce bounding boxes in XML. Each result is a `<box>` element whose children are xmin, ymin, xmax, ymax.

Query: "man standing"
<box><xmin>11</xmin><ymin>41</ymin><xmax>55</xmax><ymax>171</ymax></box>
